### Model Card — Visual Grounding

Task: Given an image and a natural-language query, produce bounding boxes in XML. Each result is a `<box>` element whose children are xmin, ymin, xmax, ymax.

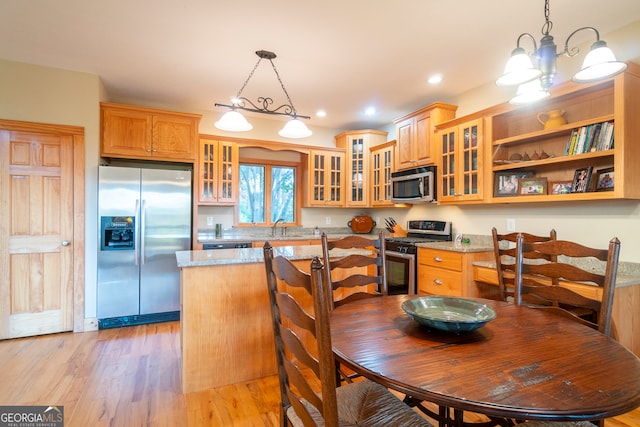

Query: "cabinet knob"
<box><xmin>433</xmin><ymin>279</ymin><xmax>443</xmax><ymax>285</ymax></box>
<box><xmin>61</xmin><ymin>240</ymin><xmax>70</xmax><ymax>246</ymax></box>
<box><xmin>434</xmin><ymin>256</ymin><xmax>443</xmax><ymax>262</ymax></box>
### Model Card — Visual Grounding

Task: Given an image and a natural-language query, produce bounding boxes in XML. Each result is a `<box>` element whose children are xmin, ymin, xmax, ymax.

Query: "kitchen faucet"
<box><xmin>272</xmin><ymin>218</ymin><xmax>285</xmax><ymax>237</ymax></box>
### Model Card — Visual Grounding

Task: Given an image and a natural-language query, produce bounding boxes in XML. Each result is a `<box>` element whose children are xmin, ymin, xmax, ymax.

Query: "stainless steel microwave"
<box><xmin>391</xmin><ymin>166</ymin><xmax>436</xmax><ymax>203</ymax></box>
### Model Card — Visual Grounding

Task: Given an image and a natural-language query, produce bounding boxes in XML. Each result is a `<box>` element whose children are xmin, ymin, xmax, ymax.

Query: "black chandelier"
<box><xmin>496</xmin><ymin>0</ymin><xmax>627</xmax><ymax>104</ymax></box>
<box><xmin>214</xmin><ymin>50</ymin><xmax>312</xmax><ymax>138</ymax></box>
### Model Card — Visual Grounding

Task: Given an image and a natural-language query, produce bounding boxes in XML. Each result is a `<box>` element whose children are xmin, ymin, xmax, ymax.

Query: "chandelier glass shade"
<box><xmin>214</xmin><ymin>50</ymin><xmax>312</xmax><ymax>138</ymax></box>
<box><xmin>279</xmin><ymin>118</ymin><xmax>313</xmax><ymax>138</ymax></box>
<box><xmin>497</xmin><ymin>0</ymin><xmax>627</xmax><ymax>104</ymax></box>
<box><xmin>214</xmin><ymin>110</ymin><xmax>253</xmax><ymax>132</ymax></box>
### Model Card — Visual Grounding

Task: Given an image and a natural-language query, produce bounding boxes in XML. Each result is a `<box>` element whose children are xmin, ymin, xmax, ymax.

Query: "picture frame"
<box><xmin>549</xmin><ymin>181</ymin><xmax>572</xmax><ymax>195</ymax></box>
<box><xmin>571</xmin><ymin>166</ymin><xmax>593</xmax><ymax>193</ymax></box>
<box><xmin>518</xmin><ymin>177</ymin><xmax>548</xmax><ymax>195</ymax></box>
<box><xmin>594</xmin><ymin>167</ymin><xmax>614</xmax><ymax>191</ymax></box>
<box><xmin>494</xmin><ymin>171</ymin><xmax>534</xmax><ymax>197</ymax></box>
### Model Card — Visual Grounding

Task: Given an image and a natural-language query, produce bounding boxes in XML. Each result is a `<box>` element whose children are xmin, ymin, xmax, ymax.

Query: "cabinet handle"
<box><xmin>434</xmin><ymin>256</ymin><xmax>443</xmax><ymax>262</ymax></box>
<box><xmin>433</xmin><ymin>279</ymin><xmax>443</xmax><ymax>285</ymax></box>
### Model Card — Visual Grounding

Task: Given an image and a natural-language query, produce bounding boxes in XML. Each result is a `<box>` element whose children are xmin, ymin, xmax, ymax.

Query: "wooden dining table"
<box><xmin>330</xmin><ymin>294</ymin><xmax>640</xmax><ymax>425</ymax></box>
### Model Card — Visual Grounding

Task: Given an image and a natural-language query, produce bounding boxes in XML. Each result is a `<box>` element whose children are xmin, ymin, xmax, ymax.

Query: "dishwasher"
<box><xmin>203</xmin><ymin>241</ymin><xmax>252</xmax><ymax>250</ymax></box>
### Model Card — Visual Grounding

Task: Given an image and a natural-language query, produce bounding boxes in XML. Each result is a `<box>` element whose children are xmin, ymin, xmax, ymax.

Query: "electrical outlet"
<box><xmin>506</xmin><ymin>218</ymin><xmax>516</xmax><ymax>232</ymax></box>
<box><xmin>325</xmin><ymin>216</ymin><xmax>331</xmax><ymax>225</ymax></box>
<box><xmin>207</xmin><ymin>216</ymin><xmax>214</xmax><ymax>226</ymax></box>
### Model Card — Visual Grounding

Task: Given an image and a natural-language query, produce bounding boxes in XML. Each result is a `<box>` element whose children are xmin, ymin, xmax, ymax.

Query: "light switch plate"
<box><xmin>506</xmin><ymin>218</ymin><xmax>516</xmax><ymax>232</ymax></box>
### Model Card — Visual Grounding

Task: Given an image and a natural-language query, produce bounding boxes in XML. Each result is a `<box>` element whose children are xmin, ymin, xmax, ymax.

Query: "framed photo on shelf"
<box><xmin>518</xmin><ymin>177</ymin><xmax>548</xmax><ymax>195</ymax></box>
<box><xmin>571</xmin><ymin>166</ymin><xmax>593</xmax><ymax>193</ymax></box>
<box><xmin>494</xmin><ymin>171</ymin><xmax>534</xmax><ymax>197</ymax></box>
<box><xmin>594</xmin><ymin>167</ymin><xmax>614</xmax><ymax>191</ymax></box>
<box><xmin>549</xmin><ymin>181</ymin><xmax>572</xmax><ymax>195</ymax></box>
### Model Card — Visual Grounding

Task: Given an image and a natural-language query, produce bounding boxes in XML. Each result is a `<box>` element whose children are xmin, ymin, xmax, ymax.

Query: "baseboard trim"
<box><xmin>98</xmin><ymin>311</ymin><xmax>180</xmax><ymax>329</ymax></box>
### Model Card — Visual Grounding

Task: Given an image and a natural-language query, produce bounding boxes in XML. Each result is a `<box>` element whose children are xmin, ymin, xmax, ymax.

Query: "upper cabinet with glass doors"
<box><xmin>369</xmin><ymin>140</ymin><xmax>396</xmax><ymax>207</ymax></box>
<box><xmin>335</xmin><ymin>130</ymin><xmax>388</xmax><ymax>207</ymax></box>
<box><xmin>306</xmin><ymin>149</ymin><xmax>346</xmax><ymax>207</ymax></box>
<box><xmin>436</xmin><ymin>117</ymin><xmax>484</xmax><ymax>203</ymax></box>
<box><xmin>197</xmin><ymin>137</ymin><xmax>238</xmax><ymax>205</ymax></box>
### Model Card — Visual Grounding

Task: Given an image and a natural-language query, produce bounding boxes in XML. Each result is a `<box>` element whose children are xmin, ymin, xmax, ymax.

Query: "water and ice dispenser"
<box><xmin>100</xmin><ymin>216</ymin><xmax>135</xmax><ymax>251</ymax></box>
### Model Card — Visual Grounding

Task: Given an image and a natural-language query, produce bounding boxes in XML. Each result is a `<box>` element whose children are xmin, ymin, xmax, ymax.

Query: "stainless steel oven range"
<box><xmin>385</xmin><ymin>220</ymin><xmax>452</xmax><ymax>295</ymax></box>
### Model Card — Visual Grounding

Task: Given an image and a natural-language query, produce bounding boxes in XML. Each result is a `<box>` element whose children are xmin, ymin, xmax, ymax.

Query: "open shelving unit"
<box><xmin>488</xmin><ymin>61</ymin><xmax>640</xmax><ymax>203</ymax></box>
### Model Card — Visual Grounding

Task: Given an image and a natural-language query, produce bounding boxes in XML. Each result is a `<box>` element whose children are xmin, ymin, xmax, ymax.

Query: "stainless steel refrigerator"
<box><xmin>97</xmin><ymin>165</ymin><xmax>192</xmax><ymax>327</ymax></box>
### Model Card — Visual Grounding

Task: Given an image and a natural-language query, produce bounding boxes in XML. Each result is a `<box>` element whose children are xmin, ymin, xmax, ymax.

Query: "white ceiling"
<box><xmin>1</xmin><ymin>0</ymin><xmax>639</xmax><ymax>132</ymax></box>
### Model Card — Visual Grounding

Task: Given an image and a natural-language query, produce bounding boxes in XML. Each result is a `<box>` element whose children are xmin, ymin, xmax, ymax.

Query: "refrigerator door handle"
<box><xmin>141</xmin><ymin>199</ymin><xmax>146</xmax><ymax>265</ymax></box>
<box><xmin>135</xmin><ymin>198</ymin><xmax>140</xmax><ymax>266</ymax></box>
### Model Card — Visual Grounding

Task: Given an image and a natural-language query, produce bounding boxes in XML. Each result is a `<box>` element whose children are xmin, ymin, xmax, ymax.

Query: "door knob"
<box><xmin>61</xmin><ymin>240</ymin><xmax>70</xmax><ymax>246</ymax></box>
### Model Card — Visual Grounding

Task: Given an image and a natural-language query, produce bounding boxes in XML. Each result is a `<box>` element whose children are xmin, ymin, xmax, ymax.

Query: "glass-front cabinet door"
<box><xmin>461</xmin><ymin>122</ymin><xmax>480</xmax><ymax>198</ymax></box>
<box><xmin>437</xmin><ymin>118</ymin><xmax>483</xmax><ymax>203</ymax></box>
<box><xmin>349</xmin><ymin>134</ymin><xmax>367</xmax><ymax>206</ymax></box>
<box><xmin>335</xmin><ymin>130</ymin><xmax>388</xmax><ymax>207</ymax></box>
<box><xmin>370</xmin><ymin>140</ymin><xmax>396</xmax><ymax>206</ymax></box>
<box><xmin>307</xmin><ymin>149</ymin><xmax>345</xmax><ymax>207</ymax></box>
<box><xmin>198</xmin><ymin>138</ymin><xmax>238</xmax><ymax>205</ymax></box>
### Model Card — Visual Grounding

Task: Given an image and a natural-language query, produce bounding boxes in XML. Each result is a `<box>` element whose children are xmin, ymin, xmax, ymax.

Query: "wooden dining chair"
<box><xmin>513</xmin><ymin>234</ymin><xmax>620</xmax><ymax>338</ymax></box>
<box><xmin>321</xmin><ymin>231</ymin><xmax>388</xmax><ymax>384</ymax></box>
<box><xmin>320</xmin><ymin>231</ymin><xmax>387</xmax><ymax>310</ymax></box>
<box><xmin>492</xmin><ymin>227</ymin><xmax>557</xmax><ymax>302</ymax></box>
<box><xmin>263</xmin><ymin>243</ymin><xmax>433</xmax><ymax>427</ymax></box>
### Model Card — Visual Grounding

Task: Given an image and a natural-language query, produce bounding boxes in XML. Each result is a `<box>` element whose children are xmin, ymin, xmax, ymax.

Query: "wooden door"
<box><xmin>0</xmin><ymin>128</ymin><xmax>75</xmax><ymax>338</ymax></box>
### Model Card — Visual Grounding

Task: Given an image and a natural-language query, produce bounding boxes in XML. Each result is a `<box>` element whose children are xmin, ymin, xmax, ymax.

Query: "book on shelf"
<box><xmin>564</xmin><ymin>121</ymin><xmax>614</xmax><ymax>156</ymax></box>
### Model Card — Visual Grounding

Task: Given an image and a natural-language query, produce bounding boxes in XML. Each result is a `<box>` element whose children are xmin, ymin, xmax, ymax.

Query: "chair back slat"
<box><xmin>277</xmin><ymin>293</ymin><xmax>317</xmax><ymax>339</ymax></box>
<box><xmin>331</xmin><ymin>273</ymin><xmax>383</xmax><ymax>290</ymax></box>
<box><xmin>321</xmin><ymin>231</ymin><xmax>387</xmax><ymax>310</ymax></box>
<box><xmin>492</xmin><ymin>227</ymin><xmax>557</xmax><ymax>301</ymax></box>
<box><xmin>514</xmin><ymin>235</ymin><xmax>620</xmax><ymax>337</ymax></box>
<box><xmin>329</xmin><ymin>253</ymin><xmax>379</xmax><ymax>270</ymax></box>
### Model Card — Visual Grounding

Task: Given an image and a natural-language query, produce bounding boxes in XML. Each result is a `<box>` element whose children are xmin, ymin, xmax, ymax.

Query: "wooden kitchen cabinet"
<box><xmin>394</xmin><ymin>103</ymin><xmax>457</xmax><ymax>171</ymax></box>
<box><xmin>417</xmin><ymin>247</ymin><xmax>493</xmax><ymax>297</ymax></box>
<box><xmin>488</xmin><ymin>61</ymin><xmax>640</xmax><ymax>203</ymax></box>
<box><xmin>437</xmin><ymin>117</ymin><xmax>484</xmax><ymax>203</ymax></box>
<box><xmin>100</xmin><ymin>102</ymin><xmax>200</xmax><ymax>162</ymax></box>
<box><xmin>197</xmin><ymin>137</ymin><xmax>238</xmax><ymax>205</ymax></box>
<box><xmin>306</xmin><ymin>149</ymin><xmax>346</xmax><ymax>207</ymax></box>
<box><xmin>335</xmin><ymin>130</ymin><xmax>387</xmax><ymax>207</ymax></box>
<box><xmin>369</xmin><ymin>140</ymin><xmax>396</xmax><ymax>207</ymax></box>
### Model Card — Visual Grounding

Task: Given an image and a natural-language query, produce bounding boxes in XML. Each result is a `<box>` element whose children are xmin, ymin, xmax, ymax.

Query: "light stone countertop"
<box><xmin>472</xmin><ymin>260</ymin><xmax>640</xmax><ymax>288</ymax></box>
<box><xmin>176</xmin><ymin>244</ymin><xmax>371</xmax><ymax>268</ymax></box>
<box><xmin>415</xmin><ymin>241</ymin><xmax>494</xmax><ymax>253</ymax></box>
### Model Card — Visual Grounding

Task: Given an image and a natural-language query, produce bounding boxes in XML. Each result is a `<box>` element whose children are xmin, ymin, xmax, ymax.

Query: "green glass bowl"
<box><xmin>402</xmin><ymin>296</ymin><xmax>496</xmax><ymax>332</ymax></box>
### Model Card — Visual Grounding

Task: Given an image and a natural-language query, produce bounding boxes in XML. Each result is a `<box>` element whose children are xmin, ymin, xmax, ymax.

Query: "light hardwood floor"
<box><xmin>0</xmin><ymin>321</ymin><xmax>638</xmax><ymax>427</ymax></box>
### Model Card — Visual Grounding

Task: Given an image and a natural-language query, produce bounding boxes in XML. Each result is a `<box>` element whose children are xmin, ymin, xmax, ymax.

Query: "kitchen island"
<box><xmin>176</xmin><ymin>244</ymin><xmax>371</xmax><ymax>393</ymax></box>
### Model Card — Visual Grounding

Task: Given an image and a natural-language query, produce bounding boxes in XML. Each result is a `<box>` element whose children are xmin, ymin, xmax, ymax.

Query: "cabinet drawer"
<box><xmin>418</xmin><ymin>267</ymin><xmax>463</xmax><ymax>296</ymax></box>
<box><xmin>418</xmin><ymin>248</ymin><xmax>463</xmax><ymax>272</ymax></box>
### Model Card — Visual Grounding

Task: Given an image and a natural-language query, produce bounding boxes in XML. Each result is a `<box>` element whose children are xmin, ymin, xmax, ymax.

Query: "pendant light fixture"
<box><xmin>214</xmin><ymin>50</ymin><xmax>312</xmax><ymax>138</ymax></box>
<box><xmin>496</xmin><ymin>0</ymin><xmax>627</xmax><ymax>104</ymax></box>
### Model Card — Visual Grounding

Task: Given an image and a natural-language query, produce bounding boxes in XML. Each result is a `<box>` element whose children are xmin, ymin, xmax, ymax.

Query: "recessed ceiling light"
<box><xmin>428</xmin><ymin>74</ymin><xmax>443</xmax><ymax>84</ymax></box>
<box><xmin>364</xmin><ymin>106</ymin><xmax>376</xmax><ymax>116</ymax></box>
<box><xmin>316</xmin><ymin>110</ymin><xmax>326</xmax><ymax>117</ymax></box>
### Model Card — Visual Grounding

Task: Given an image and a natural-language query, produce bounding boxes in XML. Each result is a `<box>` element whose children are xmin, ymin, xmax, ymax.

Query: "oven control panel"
<box><xmin>407</xmin><ymin>220</ymin><xmax>451</xmax><ymax>238</ymax></box>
